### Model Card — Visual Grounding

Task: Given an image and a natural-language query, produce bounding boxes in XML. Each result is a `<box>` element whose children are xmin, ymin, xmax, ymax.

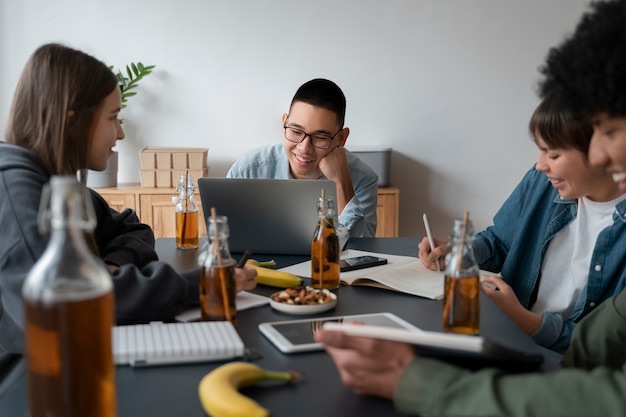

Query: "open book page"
<box><xmin>279</xmin><ymin>249</ymin><xmax>445</xmax><ymax>299</ymax></box>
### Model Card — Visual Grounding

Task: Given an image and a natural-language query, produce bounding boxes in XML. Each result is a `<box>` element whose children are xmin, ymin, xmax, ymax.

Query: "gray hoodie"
<box><xmin>0</xmin><ymin>142</ymin><xmax>200</xmax><ymax>396</ymax></box>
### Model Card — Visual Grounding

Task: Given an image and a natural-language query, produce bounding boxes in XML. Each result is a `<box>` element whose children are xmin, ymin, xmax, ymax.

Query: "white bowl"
<box><xmin>269</xmin><ymin>290</ymin><xmax>337</xmax><ymax>315</ymax></box>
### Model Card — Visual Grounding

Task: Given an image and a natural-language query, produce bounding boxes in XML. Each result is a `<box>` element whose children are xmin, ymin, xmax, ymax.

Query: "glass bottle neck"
<box><xmin>23</xmin><ymin>176</ymin><xmax>111</xmax><ymax>303</ymax></box>
<box><xmin>317</xmin><ymin>196</ymin><xmax>337</xmax><ymax>219</ymax></box>
<box><xmin>41</xmin><ymin>177</ymin><xmax>96</xmax><ymax>233</ymax></box>
<box><xmin>205</xmin><ymin>215</ymin><xmax>233</xmax><ymax>266</ymax></box>
<box><xmin>445</xmin><ymin>218</ymin><xmax>478</xmax><ymax>277</ymax></box>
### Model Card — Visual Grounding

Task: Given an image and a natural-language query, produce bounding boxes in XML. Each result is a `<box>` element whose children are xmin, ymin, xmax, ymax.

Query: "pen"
<box><xmin>422</xmin><ymin>213</ymin><xmax>440</xmax><ymax>272</ymax></box>
<box><xmin>237</xmin><ymin>250</ymin><xmax>252</xmax><ymax>268</ymax></box>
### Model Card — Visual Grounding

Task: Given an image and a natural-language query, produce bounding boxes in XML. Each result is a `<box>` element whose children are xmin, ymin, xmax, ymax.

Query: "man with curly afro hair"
<box><xmin>539</xmin><ymin>0</ymin><xmax>626</xmax><ymax>118</ymax></box>
<box><xmin>315</xmin><ymin>1</ymin><xmax>626</xmax><ymax>416</ymax></box>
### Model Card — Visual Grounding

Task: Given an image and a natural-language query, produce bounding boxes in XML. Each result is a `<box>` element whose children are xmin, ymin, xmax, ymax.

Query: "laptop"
<box><xmin>198</xmin><ymin>178</ymin><xmax>337</xmax><ymax>255</ymax></box>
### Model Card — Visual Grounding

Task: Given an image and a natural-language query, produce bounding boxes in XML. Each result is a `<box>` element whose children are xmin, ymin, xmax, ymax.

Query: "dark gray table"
<box><xmin>0</xmin><ymin>237</ymin><xmax>554</xmax><ymax>416</ymax></box>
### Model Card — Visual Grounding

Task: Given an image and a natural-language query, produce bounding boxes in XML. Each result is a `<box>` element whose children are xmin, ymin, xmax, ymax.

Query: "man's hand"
<box><xmin>315</xmin><ymin>327</ymin><xmax>415</xmax><ymax>399</ymax></box>
<box><xmin>318</xmin><ymin>146</ymin><xmax>354</xmax><ymax>214</ymax></box>
<box><xmin>318</xmin><ymin>145</ymin><xmax>349</xmax><ymax>181</ymax></box>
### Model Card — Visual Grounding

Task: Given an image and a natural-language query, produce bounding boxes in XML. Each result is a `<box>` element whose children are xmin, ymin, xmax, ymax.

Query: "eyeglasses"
<box><xmin>283</xmin><ymin>125</ymin><xmax>342</xmax><ymax>149</ymax></box>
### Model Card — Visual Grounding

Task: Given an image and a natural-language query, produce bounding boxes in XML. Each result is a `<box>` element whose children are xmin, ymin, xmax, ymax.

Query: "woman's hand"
<box><xmin>417</xmin><ymin>236</ymin><xmax>446</xmax><ymax>271</ymax></box>
<box><xmin>481</xmin><ymin>275</ymin><xmax>543</xmax><ymax>335</ymax></box>
<box><xmin>315</xmin><ymin>327</ymin><xmax>415</xmax><ymax>399</ymax></box>
<box><xmin>235</xmin><ymin>266</ymin><xmax>257</xmax><ymax>292</ymax></box>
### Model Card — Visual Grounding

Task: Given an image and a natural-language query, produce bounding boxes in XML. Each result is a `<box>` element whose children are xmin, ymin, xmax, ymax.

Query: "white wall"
<box><xmin>0</xmin><ymin>0</ymin><xmax>591</xmax><ymax>238</ymax></box>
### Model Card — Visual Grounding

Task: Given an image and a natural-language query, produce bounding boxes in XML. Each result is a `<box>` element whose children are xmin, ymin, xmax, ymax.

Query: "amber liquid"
<box><xmin>443</xmin><ymin>275</ymin><xmax>480</xmax><ymax>335</ymax></box>
<box><xmin>200</xmin><ymin>265</ymin><xmax>237</xmax><ymax>325</ymax></box>
<box><xmin>311</xmin><ymin>219</ymin><xmax>340</xmax><ymax>289</ymax></box>
<box><xmin>176</xmin><ymin>211</ymin><xmax>199</xmax><ymax>249</ymax></box>
<box><xmin>24</xmin><ymin>291</ymin><xmax>116</xmax><ymax>417</ymax></box>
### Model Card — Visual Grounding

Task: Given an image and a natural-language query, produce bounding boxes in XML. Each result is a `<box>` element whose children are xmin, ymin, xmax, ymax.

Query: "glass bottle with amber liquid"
<box><xmin>173</xmin><ymin>171</ymin><xmax>199</xmax><ymax>249</ymax></box>
<box><xmin>199</xmin><ymin>213</ymin><xmax>237</xmax><ymax>325</ymax></box>
<box><xmin>22</xmin><ymin>176</ymin><xmax>116</xmax><ymax>417</ymax></box>
<box><xmin>442</xmin><ymin>212</ymin><xmax>480</xmax><ymax>335</ymax></box>
<box><xmin>311</xmin><ymin>191</ymin><xmax>340</xmax><ymax>289</ymax></box>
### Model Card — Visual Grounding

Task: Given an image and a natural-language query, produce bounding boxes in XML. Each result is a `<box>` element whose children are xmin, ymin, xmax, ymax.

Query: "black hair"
<box><xmin>289</xmin><ymin>78</ymin><xmax>346</xmax><ymax>128</ymax></box>
<box><xmin>538</xmin><ymin>0</ymin><xmax>626</xmax><ymax>117</ymax></box>
<box><xmin>529</xmin><ymin>92</ymin><xmax>592</xmax><ymax>154</ymax></box>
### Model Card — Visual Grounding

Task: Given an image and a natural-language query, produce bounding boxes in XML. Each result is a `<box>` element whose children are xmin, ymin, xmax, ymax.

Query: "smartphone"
<box><xmin>339</xmin><ymin>255</ymin><xmax>388</xmax><ymax>272</ymax></box>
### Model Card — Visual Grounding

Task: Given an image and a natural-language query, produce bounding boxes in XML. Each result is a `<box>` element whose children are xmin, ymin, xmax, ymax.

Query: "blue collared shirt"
<box><xmin>227</xmin><ymin>142</ymin><xmax>378</xmax><ymax>237</ymax></box>
<box><xmin>473</xmin><ymin>166</ymin><xmax>626</xmax><ymax>353</ymax></box>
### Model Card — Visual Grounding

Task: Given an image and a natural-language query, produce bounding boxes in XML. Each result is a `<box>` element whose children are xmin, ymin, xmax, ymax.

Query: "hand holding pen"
<box><xmin>237</xmin><ymin>250</ymin><xmax>252</xmax><ymax>268</ymax></box>
<box><xmin>235</xmin><ymin>250</ymin><xmax>257</xmax><ymax>292</ymax></box>
<box><xmin>420</xmin><ymin>214</ymin><xmax>445</xmax><ymax>272</ymax></box>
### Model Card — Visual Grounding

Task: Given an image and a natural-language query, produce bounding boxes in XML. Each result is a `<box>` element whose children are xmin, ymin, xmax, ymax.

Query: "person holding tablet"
<box><xmin>226</xmin><ymin>78</ymin><xmax>378</xmax><ymax>238</ymax></box>
<box><xmin>317</xmin><ymin>0</ymin><xmax>626</xmax><ymax>415</ymax></box>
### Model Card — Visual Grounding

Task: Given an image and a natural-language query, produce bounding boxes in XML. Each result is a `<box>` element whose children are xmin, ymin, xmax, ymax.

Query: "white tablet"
<box><xmin>321</xmin><ymin>323</ymin><xmax>544</xmax><ymax>368</ymax></box>
<box><xmin>258</xmin><ymin>312</ymin><xmax>422</xmax><ymax>353</ymax></box>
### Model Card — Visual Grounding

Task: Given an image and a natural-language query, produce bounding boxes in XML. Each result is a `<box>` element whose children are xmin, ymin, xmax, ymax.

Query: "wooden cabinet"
<box><xmin>98</xmin><ymin>192</ymin><xmax>136</xmax><ymax>213</ymax></box>
<box><xmin>139</xmin><ymin>193</ymin><xmax>207</xmax><ymax>239</ymax></box>
<box><xmin>376</xmin><ymin>187</ymin><xmax>400</xmax><ymax>238</ymax></box>
<box><xmin>94</xmin><ymin>184</ymin><xmax>399</xmax><ymax>239</ymax></box>
<box><xmin>95</xmin><ymin>184</ymin><xmax>207</xmax><ymax>239</ymax></box>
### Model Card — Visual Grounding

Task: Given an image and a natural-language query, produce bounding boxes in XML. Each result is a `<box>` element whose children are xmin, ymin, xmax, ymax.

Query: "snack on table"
<box><xmin>271</xmin><ymin>286</ymin><xmax>334</xmax><ymax>305</ymax></box>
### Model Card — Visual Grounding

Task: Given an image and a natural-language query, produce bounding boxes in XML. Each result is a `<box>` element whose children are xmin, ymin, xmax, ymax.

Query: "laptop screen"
<box><xmin>197</xmin><ymin>178</ymin><xmax>337</xmax><ymax>255</ymax></box>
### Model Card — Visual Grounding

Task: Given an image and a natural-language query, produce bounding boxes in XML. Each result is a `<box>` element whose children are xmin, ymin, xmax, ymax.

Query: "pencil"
<box><xmin>237</xmin><ymin>250</ymin><xmax>252</xmax><ymax>268</ymax></box>
<box><xmin>422</xmin><ymin>213</ymin><xmax>440</xmax><ymax>272</ymax></box>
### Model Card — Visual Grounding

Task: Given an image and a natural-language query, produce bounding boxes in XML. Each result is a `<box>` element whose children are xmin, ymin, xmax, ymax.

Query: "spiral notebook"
<box><xmin>112</xmin><ymin>321</ymin><xmax>244</xmax><ymax>367</ymax></box>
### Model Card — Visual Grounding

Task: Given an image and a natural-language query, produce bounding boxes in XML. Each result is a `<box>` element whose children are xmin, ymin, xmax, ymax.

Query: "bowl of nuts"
<box><xmin>269</xmin><ymin>286</ymin><xmax>337</xmax><ymax>315</ymax></box>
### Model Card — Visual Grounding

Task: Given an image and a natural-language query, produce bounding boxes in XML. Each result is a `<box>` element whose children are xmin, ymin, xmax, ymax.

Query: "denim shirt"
<box><xmin>226</xmin><ymin>142</ymin><xmax>378</xmax><ymax>237</ymax></box>
<box><xmin>473</xmin><ymin>166</ymin><xmax>626</xmax><ymax>353</ymax></box>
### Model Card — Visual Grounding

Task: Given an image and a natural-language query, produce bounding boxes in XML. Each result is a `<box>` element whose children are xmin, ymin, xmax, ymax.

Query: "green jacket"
<box><xmin>395</xmin><ymin>289</ymin><xmax>626</xmax><ymax>417</ymax></box>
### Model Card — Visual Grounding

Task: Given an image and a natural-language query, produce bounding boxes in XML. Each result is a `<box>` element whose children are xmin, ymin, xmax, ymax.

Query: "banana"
<box><xmin>246</xmin><ymin>260</ymin><xmax>302</xmax><ymax>288</ymax></box>
<box><xmin>198</xmin><ymin>362</ymin><xmax>298</xmax><ymax>417</ymax></box>
<box><xmin>247</xmin><ymin>259</ymin><xmax>277</xmax><ymax>268</ymax></box>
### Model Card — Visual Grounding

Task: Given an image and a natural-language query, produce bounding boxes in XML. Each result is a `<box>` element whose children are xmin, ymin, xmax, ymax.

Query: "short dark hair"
<box><xmin>289</xmin><ymin>78</ymin><xmax>346</xmax><ymax>128</ymax></box>
<box><xmin>529</xmin><ymin>92</ymin><xmax>592</xmax><ymax>154</ymax></box>
<box><xmin>538</xmin><ymin>0</ymin><xmax>626</xmax><ymax>117</ymax></box>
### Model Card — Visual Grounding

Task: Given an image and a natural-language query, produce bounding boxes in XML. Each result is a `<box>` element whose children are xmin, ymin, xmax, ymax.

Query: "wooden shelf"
<box><xmin>94</xmin><ymin>184</ymin><xmax>399</xmax><ymax>239</ymax></box>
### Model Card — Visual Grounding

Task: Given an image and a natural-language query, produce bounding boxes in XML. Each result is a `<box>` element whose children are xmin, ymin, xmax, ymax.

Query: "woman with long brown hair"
<box><xmin>0</xmin><ymin>43</ymin><xmax>256</xmax><ymax>395</ymax></box>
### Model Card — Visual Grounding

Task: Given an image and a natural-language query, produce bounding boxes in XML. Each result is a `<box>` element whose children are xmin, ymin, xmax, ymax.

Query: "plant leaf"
<box><xmin>109</xmin><ymin>61</ymin><xmax>155</xmax><ymax>108</ymax></box>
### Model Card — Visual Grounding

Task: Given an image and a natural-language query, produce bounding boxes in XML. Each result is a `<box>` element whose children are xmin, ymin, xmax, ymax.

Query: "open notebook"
<box><xmin>112</xmin><ymin>321</ymin><xmax>244</xmax><ymax>367</ymax></box>
<box><xmin>280</xmin><ymin>249</ymin><xmax>501</xmax><ymax>300</ymax></box>
<box><xmin>280</xmin><ymin>249</ymin><xmax>446</xmax><ymax>299</ymax></box>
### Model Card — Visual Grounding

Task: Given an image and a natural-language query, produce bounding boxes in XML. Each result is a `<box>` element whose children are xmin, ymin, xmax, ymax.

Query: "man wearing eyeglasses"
<box><xmin>227</xmin><ymin>78</ymin><xmax>378</xmax><ymax>238</ymax></box>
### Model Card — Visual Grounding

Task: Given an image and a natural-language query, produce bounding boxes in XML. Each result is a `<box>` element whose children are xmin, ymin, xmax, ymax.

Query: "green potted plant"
<box><xmin>115</xmin><ymin>62</ymin><xmax>156</xmax><ymax>112</ymax></box>
<box><xmin>87</xmin><ymin>62</ymin><xmax>155</xmax><ymax>188</ymax></box>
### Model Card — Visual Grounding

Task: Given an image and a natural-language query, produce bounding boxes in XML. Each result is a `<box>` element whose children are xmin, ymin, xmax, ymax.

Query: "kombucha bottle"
<box><xmin>174</xmin><ymin>171</ymin><xmax>199</xmax><ymax>249</ymax></box>
<box><xmin>199</xmin><ymin>214</ymin><xmax>237</xmax><ymax>325</ymax></box>
<box><xmin>442</xmin><ymin>213</ymin><xmax>480</xmax><ymax>335</ymax></box>
<box><xmin>311</xmin><ymin>191</ymin><xmax>340</xmax><ymax>289</ymax></box>
<box><xmin>23</xmin><ymin>176</ymin><xmax>116</xmax><ymax>417</ymax></box>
